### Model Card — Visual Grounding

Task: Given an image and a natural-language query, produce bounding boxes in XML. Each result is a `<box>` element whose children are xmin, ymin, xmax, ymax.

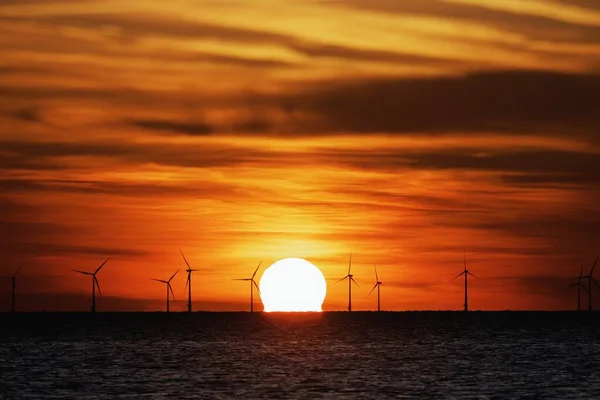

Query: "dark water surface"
<box><xmin>1</xmin><ymin>312</ymin><xmax>600</xmax><ymax>399</ymax></box>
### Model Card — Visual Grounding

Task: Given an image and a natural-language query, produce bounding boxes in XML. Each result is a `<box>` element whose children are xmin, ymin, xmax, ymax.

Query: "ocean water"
<box><xmin>1</xmin><ymin>312</ymin><xmax>599</xmax><ymax>399</ymax></box>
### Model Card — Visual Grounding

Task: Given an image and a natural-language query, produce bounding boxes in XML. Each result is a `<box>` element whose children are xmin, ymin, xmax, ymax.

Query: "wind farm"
<box><xmin>4</xmin><ymin>252</ymin><xmax>600</xmax><ymax>312</ymax></box>
<box><xmin>3</xmin><ymin>0</ymin><xmax>600</xmax><ymax>398</ymax></box>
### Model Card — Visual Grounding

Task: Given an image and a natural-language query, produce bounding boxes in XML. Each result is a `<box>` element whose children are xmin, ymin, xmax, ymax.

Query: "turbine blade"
<box><xmin>184</xmin><ymin>274</ymin><xmax>190</xmax><ymax>291</ymax></box>
<box><xmin>351</xmin><ymin>277</ymin><xmax>359</xmax><ymax>287</ymax></box>
<box><xmin>14</xmin><ymin>263</ymin><xmax>24</xmax><ymax>277</ymax></box>
<box><xmin>168</xmin><ymin>269</ymin><xmax>179</xmax><ymax>283</ymax></box>
<box><xmin>180</xmin><ymin>249</ymin><xmax>191</xmax><ymax>269</ymax></box>
<box><xmin>450</xmin><ymin>271</ymin><xmax>465</xmax><ymax>281</ymax></box>
<box><xmin>169</xmin><ymin>284</ymin><xmax>175</xmax><ymax>301</ymax></box>
<box><xmin>152</xmin><ymin>278</ymin><xmax>167</xmax><ymax>283</ymax></box>
<box><xmin>468</xmin><ymin>271</ymin><xmax>479</xmax><ymax>279</ymax></box>
<box><xmin>94</xmin><ymin>277</ymin><xmax>102</xmax><ymax>297</ymax></box>
<box><xmin>334</xmin><ymin>276</ymin><xmax>348</xmax><ymax>285</ymax></box>
<box><xmin>593</xmin><ymin>278</ymin><xmax>600</xmax><ymax>289</ymax></box>
<box><xmin>374</xmin><ymin>264</ymin><xmax>378</xmax><ymax>282</ymax></box>
<box><xmin>95</xmin><ymin>258</ymin><xmax>110</xmax><ymax>275</ymax></box>
<box><xmin>579</xmin><ymin>265</ymin><xmax>584</xmax><ymax>279</ymax></box>
<box><xmin>582</xmin><ymin>284</ymin><xmax>589</xmax><ymax>293</ymax></box>
<box><xmin>252</xmin><ymin>280</ymin><xmax>261</xmax><ymax>295</ymax></box>
<box><xmin>233</xmin><ymin>278</ymin><xmax>250</xmax><ymax>281</ymax></box>
<box><xmin>252</xmin><ymin>261</ymin><xmax>262</xmax><ymax>279</ymax></box>
<box><xmin>348</xmin><ymin>253</ymin><xmax>352</xmax><ymax>275</ymax></box>
<box><xmin>369</xmin><ymin>283</ymin><xmax>378</xmax><ymax>295</ymax></box>
<box><xmin>73</xmin><ymin>269</ymin><xmax>93</xmax><ymax>276</ymax></box>
<box><xmin>591</xmin><ymin>257</ymin><xmax>598</xmax><ymax>276</ymax></box>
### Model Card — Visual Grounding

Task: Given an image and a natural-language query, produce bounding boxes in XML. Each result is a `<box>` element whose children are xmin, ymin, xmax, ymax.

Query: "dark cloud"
<box><xmin>5</xmin><ymin>108</ymin><xmax>40</xmax><ymax>122</ymax></box>
<box><xmin>131</xmin><ymin>119</ymin><xmax>213</xmax><ymax>136</ymax></box>
<box><xmin>287</xmin><ymin>41</ymin><xmax>474</xmax><ymax>67</ymax></box>
<box><xmin>306</xmin><ymin>147</ymin><xmax>600</xmax><ymax>188</ymax></box>
<box><xmin>280</xmin><ymin>70</ymin><xmax>600</xmax><ymax>137</ymax></box>
<box><xmin>0</xmin><ymin>178</ymin><xmax>249</xmax><ymax>200</ymax></box>
<box><xmin>9</xmin><ymin>243</ymin><xmax>147</xmax><ymax>257</ymax></box>
<box><xmin>402</xmin><ymin>149</ymin><xmax>600</xmax><ymax>185</ymax></box>
<box><xmin>0</xmin><ymin>140</ymin><xmax>288</xmax><ymax>169</ymax></box>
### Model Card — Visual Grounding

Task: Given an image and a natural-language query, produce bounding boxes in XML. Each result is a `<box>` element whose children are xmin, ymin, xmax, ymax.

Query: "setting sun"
<box><xmin>259</xmin><ymin>258</ymin><xmax>327</xmax><ymax>312</ymax></box>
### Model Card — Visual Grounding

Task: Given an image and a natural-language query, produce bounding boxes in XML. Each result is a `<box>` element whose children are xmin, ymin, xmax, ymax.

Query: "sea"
<box><xmin>1</xmin><ymin>312</ymin><xmax>599</xmax><ymax>399</ymax></box>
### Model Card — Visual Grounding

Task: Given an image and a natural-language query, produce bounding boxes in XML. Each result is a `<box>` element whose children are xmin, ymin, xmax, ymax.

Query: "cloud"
<box><xmin>131</xmin><ymin>119</ymin><xmax>213</xmax><ymax>136</ymax></box>
<box><xmin>337</xmin><ymin>0</ymin><xmax>600</xmax><ymax>43</ymax></box>
<box><xmin>8</xmin><ymin>243</ymin><xmax>148</xmax><ymax>257</ymax></box>
<box><xmin>277</xmin><ymin>70</ymin><xmax>600</xmax><ymax>137</ymax></box>
<box><xmin>0</xmin><ymin>140</ymin><xmax>286</xmax><ymax>170</ymax></box>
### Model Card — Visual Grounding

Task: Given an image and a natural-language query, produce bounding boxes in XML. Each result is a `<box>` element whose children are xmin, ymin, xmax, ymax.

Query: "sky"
<box><xmin>1</xmin><ymin>0</ymin><xmax>600</xmax><ymax>311</ymax></box>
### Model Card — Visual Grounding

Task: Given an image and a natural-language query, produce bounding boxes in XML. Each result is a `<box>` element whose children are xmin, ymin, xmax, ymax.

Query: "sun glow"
<box><xmin>259</xmin><ymin>258</ymin><xmax>327</xmax><ymax>312</ymax></box>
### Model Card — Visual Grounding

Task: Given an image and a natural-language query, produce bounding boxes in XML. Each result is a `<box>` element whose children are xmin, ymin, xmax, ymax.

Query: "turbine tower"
<box><xmin>4</xmin><ymin>264</ymin><xmax>24</xmax><ymax>313</ymax></box>
<box><xmin>152</xmin><ymin>269</ymin><xmax>179</xmax><ymax>312</ymax></box>
<box><xmin>451</xmin><ymin>253</ymin><xmax>478</xmax><ymax>312</ymax></box>
<box><xmin>234</xmin><ymin>261</ymin><xmax>262</xmax><ymax>312</ymax></box>
<box><xmin>180</xmin><ymin>249</ymin><xmax>199</xmax><ymax>313</ymax></box>
<box><xmin>369</xmin><ymin>264</ymin><xmax>383</xmax><ymax>312</ymax></box>
<box><xmin>335</xmin><ymin>254</ymin><xmax>358</xmax><ymax>312</ymax></box>
<box><xmin>582</xmin><ymin>257</ymin><xmax>599</xmax><ymax>311</ymax></box>
<box><xmin>73</xmin><ymin>258</ymin><xmax>109</xmax><ymax>313</ymax></box>
<box><xmin>569</xmin><ymin>265</ymin><xmax>588</xmax><ymax>312</ymax></box>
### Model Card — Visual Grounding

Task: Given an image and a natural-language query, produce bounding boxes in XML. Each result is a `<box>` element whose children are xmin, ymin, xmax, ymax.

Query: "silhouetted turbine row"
<box><xmin>4</xmin><ymin>253</ymin><xmax>598</xmax><ymax>312</ymax></box>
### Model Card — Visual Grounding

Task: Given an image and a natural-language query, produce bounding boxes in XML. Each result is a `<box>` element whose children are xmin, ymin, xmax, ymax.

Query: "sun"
<box><xmin>259</xmin><ymin>258</ymin><xmax>327</xmax><ymax>312</ymax></box>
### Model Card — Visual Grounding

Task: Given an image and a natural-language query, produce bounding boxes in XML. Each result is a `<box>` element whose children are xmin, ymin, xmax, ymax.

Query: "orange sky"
<box><xmin>1</xmin><ymin>0</ymin><xmax>600</xmax><ymax>311</ymax></box>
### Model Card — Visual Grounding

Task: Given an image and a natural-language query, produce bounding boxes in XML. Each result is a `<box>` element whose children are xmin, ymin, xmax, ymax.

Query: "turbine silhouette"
<box><xmin>72</xmin><ymin>258</ymin><xmax>109</xmax><ymax>313</ymax></box>
<box><xmin>234</xmin><ymin>261</ymin><xmax>262</xmax><ymax>312</ymax></box>
<box><xmin>582</xmin><ymin>257</ymin><xmax>599</xmax><ymax>311</ymax></box>
<box><xmin>569</xmin><ymin>265</ymin><xmax>588</xmax><ymax>312</ymax></box>
<box><xmin>152</xmin><ymin>269</ymin><xmax>179</xmax><ymax>312</ymax></box>
<box><xmin>368</xmin><ymin>264</ymin><xmax>383</xmax><ymax>312</ymax></box>
<box><xmin>4</xmin><ymin>263</ymin><xmax>24</xmax><ymax>313</ymax></box>
<box><xmin>335</xmin><ymin>254</ymin><xmax>358</xmax><ymax>312</ymax></box>
<box><xmin>180</xmin><ymin>250</ymin><xmax>199</xmax><ymax>312</ymax></box>
<box><xmin>451</xmin><ymin>253</ymin><xmax>478</xmax><ymax>312</ymax></box>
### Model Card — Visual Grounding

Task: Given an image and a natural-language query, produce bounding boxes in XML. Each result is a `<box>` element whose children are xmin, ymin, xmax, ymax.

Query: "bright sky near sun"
<box><xmin>1</xmin><ymin>0</ymin><xmax>600</xmax><ymax>311</ymax></box>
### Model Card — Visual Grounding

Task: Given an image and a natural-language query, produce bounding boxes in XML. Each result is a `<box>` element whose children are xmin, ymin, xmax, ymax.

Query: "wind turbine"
<box><xmin>368</xmin><ymin>264</ymin><xmax>383</xmax><ymax>312</ymax></box>
<box><xmin>569</xmin><ymin>265</ymin><xmax>588</xmax><ymax>312</ymax></box>
<box><xmin>451</xmin><ymin>253</ymin><xmax>478</xmax><ymax>312</ymax></box>
<box><xmin>73</xmin><ymin>258</ymin><xmax>109</xmax><ymax>313</ymax></box>
<box><xmin>4</xmin><ymin>264</ymin><xmax>24</xmax><ymax>313</ymax></box>
<box><xmin>582</xmin><ymin>257</ymin><xmax>599</xmax><ymax>311</ymax></box>
<box><xmin>180</xmin><ymin>249</ymin><xmax>199</xmax><ymax>312</ymax></box>
<box><xmin>152</xmin><ymin>269</ymin><xmax>179</xmax><ymax>312</ymax></box>
<box><xmin>335</xmin><ymin>254</ymin><xmax>358</xmax><ymax>312</ymax></box>
<box><xmin>234</xmin><ymin>261</ymin><xmax>262</xmax><ymax>312</ymax></box>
